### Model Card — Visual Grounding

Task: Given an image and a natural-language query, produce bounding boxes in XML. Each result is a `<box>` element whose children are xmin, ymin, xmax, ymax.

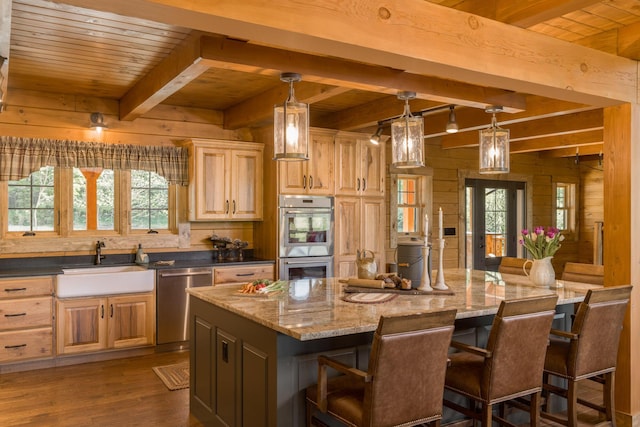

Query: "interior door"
<box><xmin>466</xmin><ymin>179</ymin><xmax>525</xmax><ymax>271</ymax></box>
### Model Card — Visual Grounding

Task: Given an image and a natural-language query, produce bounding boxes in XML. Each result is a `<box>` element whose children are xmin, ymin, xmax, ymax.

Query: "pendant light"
<box><xmin>479</xmin><ymin>106</ymin><xmax>509</xmax><ymax>174</ymax></box>
<box><xmin>391</xmin><ymin>91</ymin><xmax>424</xmax><ymax>168</ymax></box>
<box><xmin>273</xmin><ymin>72</ymin><xmax>309</xmax><ymax>161</ymax></box>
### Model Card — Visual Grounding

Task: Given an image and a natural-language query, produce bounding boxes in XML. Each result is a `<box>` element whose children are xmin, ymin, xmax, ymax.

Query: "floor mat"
<box><xmin>152</xmin><ymin>362</ymin><xmax>189</xmax><ymax>391</ymax></box>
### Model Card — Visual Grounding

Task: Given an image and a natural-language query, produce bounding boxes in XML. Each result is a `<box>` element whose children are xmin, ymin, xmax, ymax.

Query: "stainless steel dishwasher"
<box><xmin>156</xmin><ymin>267</ymin><xmax>212</xmax><ymax>346</ymax></box>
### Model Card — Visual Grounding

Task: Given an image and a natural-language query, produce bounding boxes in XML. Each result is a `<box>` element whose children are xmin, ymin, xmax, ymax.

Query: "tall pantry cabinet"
<box><xmin>333</xmin><ymin>132</ymin><xmax>386</xmax><ymax>278</ymax></box>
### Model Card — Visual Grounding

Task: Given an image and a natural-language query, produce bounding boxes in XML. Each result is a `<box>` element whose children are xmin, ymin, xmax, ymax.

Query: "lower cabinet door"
<box><xmin>108</xmin><ymin>294</ymin><xmax>155</xmax><ymax>348</ymax></box>
<box><xmin>57</xmin><ymin>297</ymin><xmax>108</xmax><ymax>355</ymax></box>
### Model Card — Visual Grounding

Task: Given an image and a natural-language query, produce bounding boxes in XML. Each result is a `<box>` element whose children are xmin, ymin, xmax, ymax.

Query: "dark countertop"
<box><xmin>0</xmin><ymin>251</ymin><xmax>275</xmax><ymax>278</ymax></box>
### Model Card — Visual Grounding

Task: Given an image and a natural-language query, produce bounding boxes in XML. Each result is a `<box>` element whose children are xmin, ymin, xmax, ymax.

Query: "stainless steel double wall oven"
<box><xmin>278</xmin><ymin>195</ymin><xmax>334</xmax><ymax>280</ymax></box>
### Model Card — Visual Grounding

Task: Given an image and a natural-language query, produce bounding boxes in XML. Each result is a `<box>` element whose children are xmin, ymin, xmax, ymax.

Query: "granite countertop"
<box><xmin>0</xmin><ymin>252</ymin><xmax>274</xmax><ymax>278</ymax></box>
<box><xmin>187</xmin><ymin>268</ymin><xmax>601</xmax><ymax>341</ymax></box>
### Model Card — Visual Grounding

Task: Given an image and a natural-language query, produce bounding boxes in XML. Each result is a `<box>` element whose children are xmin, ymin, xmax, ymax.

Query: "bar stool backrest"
<box><xmin>482</xmin><ymin>295</ymin><xmax>558</xmax><ymax>401</ymax></box>
<box><xmin>364</xmin><ymin>309</ymin><xmax>457</xmax><ymax>426</ymax></box>
<box><xmin>569</xmin><ymin>285</ymin><xmax>632</xmax><ymax>378</ymax></box>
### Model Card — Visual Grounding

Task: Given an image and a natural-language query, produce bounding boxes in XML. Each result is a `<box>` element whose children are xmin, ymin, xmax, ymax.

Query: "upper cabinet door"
<box><xmin>185</xmin><ymin>139</ymin><xmax>264</xmax><ymax>221</ymax></box>
<box><xmin>360</xmin><ymin>141</ymin><xmax>385</xmax><ymax>197</ymax></box>
<box><xmin>335</xmin><ymin>133</ymin><xmax>385</xmax><ymax>196</ymax></box>
<box><xmin>231</xmin><ymin>149</ymin><xmax>263</xmax><ymax>220</ymax></box>
<box><xmin>279</xmin><ymin>129</ymin><xmax>335</xmax><ymax>195</ymax></box>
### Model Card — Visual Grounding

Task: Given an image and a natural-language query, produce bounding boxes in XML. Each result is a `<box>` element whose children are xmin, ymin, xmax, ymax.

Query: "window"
<box><xmin>7</xmin><ymin>166</ymin><xmax>55</xmax><ymax>232</ymax></box>
<box><xmin>397</xmin><ymin>176</ymin><xmax>420</xmax><ymax>234</ymax></box>
<box><xmin>3</xmin><ymin>167</ymin><xmax>174</xmax><ymax>238</ymax></box>
<box><xmin>130</xmin><ymin>170</ymin><xmax>169</xmax><ymax>231</ymax></box>
<box><xmin>555</xmin><ymin>182</ymin><xmax>576</xmax><ymax>233</ymax></box>
<box><xmin>73</xmin><ymin>168</ymin><xmax>115</xmax><ymax>231</ymax></box>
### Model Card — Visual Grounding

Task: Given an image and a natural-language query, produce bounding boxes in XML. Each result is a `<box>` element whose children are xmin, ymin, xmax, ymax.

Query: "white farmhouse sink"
<box><xmin>57</xmin><ymin>265</ymin><xmax>155</xmax><ymax>298</ymax></box>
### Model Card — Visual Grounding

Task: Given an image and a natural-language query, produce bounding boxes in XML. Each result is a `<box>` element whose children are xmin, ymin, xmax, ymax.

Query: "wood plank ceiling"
<box><xmin>2</xmin><ymin>0</ymin><xmax>640</xmax><ymax>158</ymax></box>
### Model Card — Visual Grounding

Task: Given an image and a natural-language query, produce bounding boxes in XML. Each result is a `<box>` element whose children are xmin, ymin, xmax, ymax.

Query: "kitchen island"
<box><xmin>187</xmin><ymin>269</ymin><xmax>600</xmax><ymax>427</ymax></box>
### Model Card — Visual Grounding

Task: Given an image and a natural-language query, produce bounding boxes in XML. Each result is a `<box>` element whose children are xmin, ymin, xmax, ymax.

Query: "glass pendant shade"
<box><xmin>274</xmin><ymin>73</ymin><xmax>309</xmax><ymax>161</ymax></box>
<box><xmin>479</xmin><ymin>107</ymin><xmax>509</xmax><ymax>174</ymax></box>
<box><xmin>391</xmin><ymin>92</ymin><xmax>424</xmax><ymax>168</ymax></box>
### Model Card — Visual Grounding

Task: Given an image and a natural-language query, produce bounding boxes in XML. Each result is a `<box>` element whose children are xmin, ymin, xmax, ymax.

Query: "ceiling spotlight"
<box><xmin>370</xmin><ymin>126</ymin><xmax>383</xmax><ymax>145</ymax></box>
<box><xmin>90</xmin><ymin>112</ymin><xmax>108</xmax><ymax>133</ymax></box>
<box><xmin>446</xmin><ymin>105</ymin><xmax>458</xmax><ymax>133</ymax></box>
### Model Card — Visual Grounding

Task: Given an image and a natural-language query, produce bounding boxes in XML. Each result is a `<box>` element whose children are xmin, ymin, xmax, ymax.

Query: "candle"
<box><xmin>438</xmin><ymin>207</ymin><xmax>443</xmax><ymax>240</ymax></box>
<box><xmin>424</xmin><ymin>214</ymin><xmax>429</xmax><ymax>246</ymax></box>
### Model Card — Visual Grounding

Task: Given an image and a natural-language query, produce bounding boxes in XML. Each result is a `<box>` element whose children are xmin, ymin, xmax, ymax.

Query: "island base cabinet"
<box><xmin>190</xmin><ymin>296</ymin><xmax>276</xmax><ymax>427</ymax></box>
<box><xmin>189</xmin><ymin>296</ymin><xmax>374</xmax><ymax>427</ymax></box>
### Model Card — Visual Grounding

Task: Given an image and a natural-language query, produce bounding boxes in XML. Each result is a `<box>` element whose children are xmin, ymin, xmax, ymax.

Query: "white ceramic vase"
<box><xmin>523</xmin><ymin>256</ymin><xmax>556</xmax><ymax>287</ymax></box>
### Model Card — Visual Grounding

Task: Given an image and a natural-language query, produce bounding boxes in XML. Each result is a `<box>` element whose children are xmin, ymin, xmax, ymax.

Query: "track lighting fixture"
<box><xmin>370</xmin><ymin>126</ymin><xmax>383</xmax><ymax>145</ymax></box>
<box><xmin>446</xmin><ymin>105</ymin><xmax>458</xmax><ymax>133</ymax></box>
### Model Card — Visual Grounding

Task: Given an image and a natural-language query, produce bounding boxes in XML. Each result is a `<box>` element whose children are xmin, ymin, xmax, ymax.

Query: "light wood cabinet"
<box><xmin>335</xmin><ymin>133</ymin><xmax>385</xmax><ymax>197</ymax></box>
<box><xmin>334</xmin><ymin>196</ymin><xmax>385</xmax><ymax>278</ymax></box>
<box><xmin>213</xmin><ymin>264</ymin><xmax>275</xmax><ymax>286</ymax></box>
<box><xmin>0</xmin><ymin>276</ymin><xmax>53</xmax><ymax>363</ymax></box>
<box><xmin>279</xmin><ymin>129</ymin><xmax>335</xmax><ymax>195</ymax></box>
<box><xmin>184</xmin><ymin>139</ymin><xmax>264</xmax><ymax>221</ymax></box>
<box><xmin>56</xmin><ymin>293</ymin><xmax>154</xmax><ymax>355</ymax></box>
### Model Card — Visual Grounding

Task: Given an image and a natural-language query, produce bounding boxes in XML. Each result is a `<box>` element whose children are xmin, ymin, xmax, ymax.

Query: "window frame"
<box><xmin>1</xmin><ymin>167</ymin><xmax>177</xmax><ymax>239</ymax></box>
<box><xmin>553</xmin><ymin>181</ymin><xmax>578</xmax><ymax>239</ymax></box>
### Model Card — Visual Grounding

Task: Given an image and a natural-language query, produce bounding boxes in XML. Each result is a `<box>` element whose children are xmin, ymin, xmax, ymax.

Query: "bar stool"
<box><xmin>305</xmin><ymin>309</ymin><xmax>457</xmax><ymax>427</ymax></box>
<box><xmin>498</xmin><ymin>257</ymin><xmax>530</xmax><ymax>276</ymax></box>
<box><xmin>560</xmin><ymin>262</ymin><xmax>605</xmax><ymax>286</ymax></box>
<box><xmin>443</xmin><ymin>294</ymin><xmax>558</xmax><ymax>427</ymax></box>
<box><xmin>541</xmin><ymin>285</ymin><xmax>632</xmax><ymax>427</ymax></box>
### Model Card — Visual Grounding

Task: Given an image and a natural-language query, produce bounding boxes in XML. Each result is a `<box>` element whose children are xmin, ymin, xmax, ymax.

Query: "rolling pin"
<box><xmin>345</xmin><ymin>278</ymin><xmax>386</xmax><ymax>289</ymax></box>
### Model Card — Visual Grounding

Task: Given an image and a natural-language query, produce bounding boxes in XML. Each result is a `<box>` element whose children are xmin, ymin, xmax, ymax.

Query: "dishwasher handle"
<box><xmin>159</xmin><ymin>270</ymin><xmax>212</xmax><ymax>278</ymax></box>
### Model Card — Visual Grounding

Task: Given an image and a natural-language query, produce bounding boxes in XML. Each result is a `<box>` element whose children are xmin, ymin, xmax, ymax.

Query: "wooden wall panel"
<box><xmin>0</xmin><ymin>89</ymin><xmax>256</xmax><ymax>257</ymax></box>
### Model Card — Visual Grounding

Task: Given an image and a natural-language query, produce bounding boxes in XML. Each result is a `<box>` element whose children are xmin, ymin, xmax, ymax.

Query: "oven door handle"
<box><xmin>282</xmin><ymin>209</ymin><xmax>330</xmax><ymax>215</ymax></box>
<box><xmin>282</xmin><ymin>259</ymin><xmax>328</xmax><ymax>265</ymax></box>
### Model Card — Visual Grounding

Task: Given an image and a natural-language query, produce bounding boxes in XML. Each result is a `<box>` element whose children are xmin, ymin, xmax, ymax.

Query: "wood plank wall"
<box><xmin>0</xmin><ymin>89</ymin><xmax>255</xmax><ymax>258</ymax></box>
<box><xmin>0</xmin><ymin>88</ymin><xmax>601</xmax><ymax>270</ymax></box>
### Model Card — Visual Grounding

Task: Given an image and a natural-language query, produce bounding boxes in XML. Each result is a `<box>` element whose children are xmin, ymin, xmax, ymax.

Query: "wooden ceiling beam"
<box><xmin>224</xmin><ymin>82</ymin><xmax>349</xmax><ymax>129</ymax></box>
<box><xmin>441</xmin><ymin>109</ymin><xmax>603</xmax><ymax>148</ymax></box>
<box><xmin>496</xmin><ymin>0</ymin><xmax>602</xmax><ymax>27</ymax></box>
<box><xmin>53</xmin><ymin>0</ymin><xmax>637</xmax><ymax>106</ymax></box>
<box><xmin>617</xmin><ymin>22</ymin><xmax>640</xmax><ymax>60</ymax></box>
<box><xmin>510</xmin><ymin>129</ymin><xmax>603</xmax><ymax>153</ymax></box>
<box><xmin>198</xmin><ymin>36</ymin><xmax>527</xmax><ymax>113</ymax></box>
<box><xmin>315</xmin><ymin>96</ymin><xmax>443</xmax><ymax>131</ymax></box>
<box><xmin>540</xmin><ymin>143</ymin><xmax>603</xmax><ymax>158</ymax></box>
<box><xmin>119</xmin><ymin>32</ymin><xmax>210</xmax><ymax>121</ymax></box>
<box><xmin>0</xmin><ymin>0</ymin><xmax>11</xmax><ymax>109</ymax></box>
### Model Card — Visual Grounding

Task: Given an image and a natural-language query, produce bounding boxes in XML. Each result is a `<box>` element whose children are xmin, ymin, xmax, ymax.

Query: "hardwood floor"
<box><xmin>0</xmin><ymin>350</ymin><xmax>609</xmax><ymax>427</ymax></box>
<box><xmin>0</xmin><ymin>351</ymin><xmax>203</xmax><ymax>427</ymax></box>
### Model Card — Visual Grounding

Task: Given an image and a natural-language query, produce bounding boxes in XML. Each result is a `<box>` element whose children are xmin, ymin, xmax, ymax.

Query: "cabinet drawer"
<box><xmin>213</xmin><ymin>265</ymin><xmax>275</xmax><ymax>285</ymax></box>
<box><xmin>0</xmin><ymin>327</ymin><xmax>53</xmax><ymax>362</ymax></box>
<box><xmin>0</xmin><ymin>276</ymin><xmax>53</xmax><ymax>299</ymax></box>
<box><xmin>0</xmin><ymin>297</ymin><xmax>53</xmax><ymax>330</ymax></box>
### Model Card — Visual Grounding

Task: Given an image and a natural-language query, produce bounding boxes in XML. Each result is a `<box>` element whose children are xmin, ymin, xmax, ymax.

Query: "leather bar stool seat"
<box><xmin>305</xmin><ymin>309</ymin><xmax>457</xmax><ymax>427</ymax></box>
<box><xmin>444</xmin><ymin>295</ymin><xmax>559</xmax><ymax>427</ymax></box>
<box><xmin>541</xmin><ymin>285</ymin><xmax>632</xmax><ymax>427</ymax></box>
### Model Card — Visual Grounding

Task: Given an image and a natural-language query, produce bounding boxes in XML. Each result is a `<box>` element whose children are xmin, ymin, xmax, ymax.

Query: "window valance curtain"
<box><xmin>0</xmin><ymin>137</ymin><xmax>189</xmax><ymax>185</ymax></box>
